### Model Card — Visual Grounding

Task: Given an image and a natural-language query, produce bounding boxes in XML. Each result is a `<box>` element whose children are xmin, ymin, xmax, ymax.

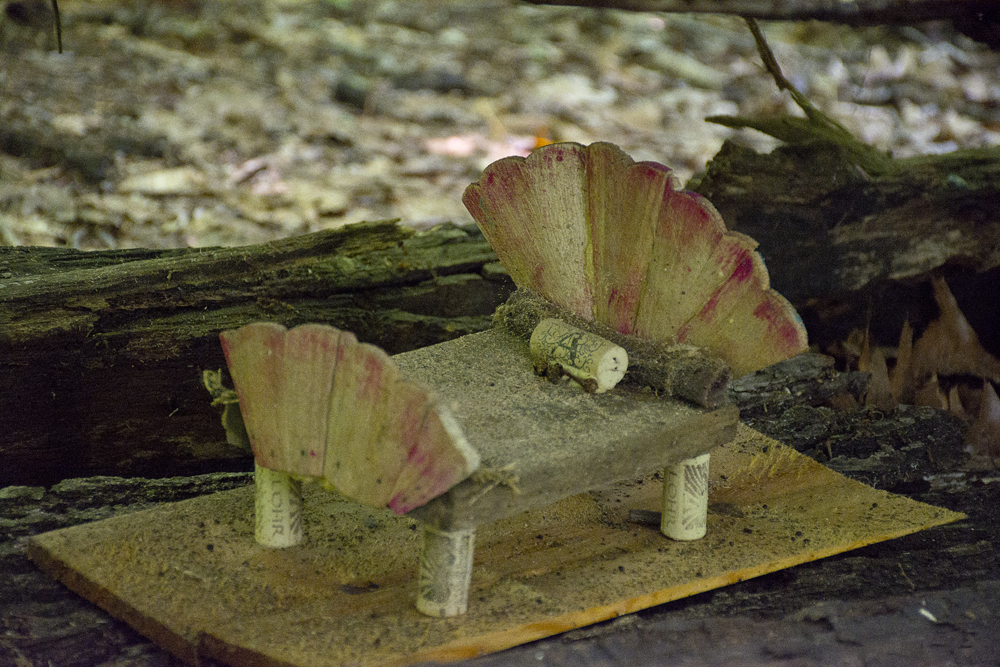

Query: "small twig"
<box><xmin>898</xmin><ymin>562</ymin><xmax>916</xmax><ymax>591</ymax></box>
<box><xmin>745</xmin><ymin>17</ymin><xmax>849</xmax><ymax>135</ymax></box>
<box><xmin>51</xmin><ymin>0</ymin><xmax>62</xmax><ymax>53</ymax></box>
<box><xmin>745</xmin><ymin>18</ymin><xmax>793</xmax><ymax>94</ymax></box>
<box><xmin>706</xmin><ymin>18</ymin><xmax>893</xmax><ymax>176</ymax></box>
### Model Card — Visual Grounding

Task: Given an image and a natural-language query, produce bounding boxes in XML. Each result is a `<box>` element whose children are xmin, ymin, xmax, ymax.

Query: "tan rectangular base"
<box><xmin>28</xmin><ymin>425</ymin><xmax>964</xmax><ymax>667</ymax></box>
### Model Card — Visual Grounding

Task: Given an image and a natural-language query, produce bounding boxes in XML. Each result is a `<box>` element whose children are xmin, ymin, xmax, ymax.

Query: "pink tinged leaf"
<box><xmin>628</xmin><ymin>190</ymin><xmax>807</xmax><ymax>377</ymax></box>
<box><xmin>463</xmin><ymin>144</ymin><xmax>593</xmax><ymax>319</ymax></box>
<box><xmin>278</xmin><ymin>324</ymin><xmax>341</xmax><ymax>477</ymax></box>
<box><xmin>323</xmin><ymin>338</ymin><xmax>399</xmax><ymax>499</ymax></box>
<box><xmin>466</xmin><ymin>141</ymin><xmax>808</xmax><ymax>377</ymax></box>
<box><xmin>221</xmin><ymin>323</ymin><xmax>479</xmax><ymax>511</ymax></box>
<box><xmin>318</xmin><ymin>335</ymin><xmax>478</xmax><ymax>512</ymax></box>
<box><xmin>221</xmin><ymin>323</ymin><xmax>343</xmax><ymax>476</ymax></box>
<box><xmin>587</xmin><ymin>143</ymin><xmax>663</xmax><ymax>335</ymax></box>
<box><xmin>632</xmin><ymin>191</ymin><xmax>729</xmax><ymax>342</ymax></box>
<box><xmin>220</xmin><ymin>322</ymin><xmax>289</xmax><ymax>471</ymax></box>
<box><xmin>361</xmin><ymin>379</ymin><xmax>432</xmax><ymax>508</ymax></box>
<box><xmin>673</xmin><ymin>243</ymin><xmax>808</xmax><ymax>377</ymax></box>
<box><xmin>388</xmin><ymin>405</ymin><xmax>479</xmax><ymax>514</ymax></box>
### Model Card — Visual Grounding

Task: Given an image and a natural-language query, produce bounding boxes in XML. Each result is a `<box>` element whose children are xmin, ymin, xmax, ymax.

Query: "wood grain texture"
<box><xmin>396</xmin><ymin>329</ymin><xmax>738</xmax><ymax>531</ymax></box>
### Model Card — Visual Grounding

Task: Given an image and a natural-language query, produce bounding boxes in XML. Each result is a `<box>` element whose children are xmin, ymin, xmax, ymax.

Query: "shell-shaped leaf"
<box><xmin>463</xmin><ymin>141</ymin><xmax>807</xmax><ymax>377</ymax></box>
<box><xmin>464</xmin><ymin>144</ymin><xmax>593</xmax><ymax>319</ymax></box>
<box><xmin>220</xmin><ymin>323</ymin><xmax>480</xmax><ymax>513</ymax></box>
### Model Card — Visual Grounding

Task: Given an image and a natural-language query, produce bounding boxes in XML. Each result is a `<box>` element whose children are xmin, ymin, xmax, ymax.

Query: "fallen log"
<box><xmin>692</xmin><ymin>141</ymin><xmax>1000</xmax><ymax>300</ymax></box>
<box><xmin>689</xmin><ymin>140</ymin><xmax>1000</xmax><ymax>352</ymax></box>
<box><xmin>0</xmin><ymin>220</ymin><xmax>511</xmax><ymax>486</ymax></box>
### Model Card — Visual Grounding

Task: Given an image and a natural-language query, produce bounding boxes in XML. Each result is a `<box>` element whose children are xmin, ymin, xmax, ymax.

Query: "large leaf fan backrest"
<box><xmin>463</xmin><ymin>141</ymin><xmax>807</xmax><ymax>377</ymax></box>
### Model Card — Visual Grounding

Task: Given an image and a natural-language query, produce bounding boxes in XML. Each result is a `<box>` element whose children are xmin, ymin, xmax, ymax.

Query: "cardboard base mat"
<box><xmin>28</xmin><ymin>425</ymin><xmax>965</xmax><ymax>667</ymax></box>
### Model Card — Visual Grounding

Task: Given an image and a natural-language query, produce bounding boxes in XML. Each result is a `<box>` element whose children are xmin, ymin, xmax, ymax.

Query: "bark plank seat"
<box><xmin>399</xmin><ymin>329</ymin><xmax>738</xmax><ymax>532</ymax></box>
<box><xmin>397</xmin><ymin>329</ymin><xmax>739</xmax><ymax>616</ymax></box>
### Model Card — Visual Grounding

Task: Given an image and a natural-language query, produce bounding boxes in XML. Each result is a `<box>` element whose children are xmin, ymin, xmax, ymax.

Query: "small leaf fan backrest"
<box><xmin>220</xmin><ymin>322</ymin><xmax>479</xmax><ymax>514</ymax></box>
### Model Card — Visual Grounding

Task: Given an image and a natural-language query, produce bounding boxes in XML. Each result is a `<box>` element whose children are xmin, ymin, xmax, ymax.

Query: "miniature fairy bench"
<box><xmin>214</xmin><ymin>142</ymin><xmax>807</xmax><ymax>618</ymax></box>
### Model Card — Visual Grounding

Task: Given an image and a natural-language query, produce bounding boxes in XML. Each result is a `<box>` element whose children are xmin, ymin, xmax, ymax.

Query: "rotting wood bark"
<box><xmin>690</xmin><ymin>141</ymin><xmax>1000</xmax><ymax>304</ymax></box>
<box><xmin>0</xmin><ymin>220</ymin><xmax>512</xmax><ymax>487</ymax></box>
<box><xmin>684</xmin><ymin>18</ymin><xmax>1000</xmax><ymax>353</ymax></box>
<box><xmin>687</xmin><ymin>15</ymin><xmax>1000</xmax><ymax>308</ymax></box>
<box><xmin>728</xmin><ymin>352</ymin><xmax>870</xmax><ymax>420</ymax></box>
<box><xmin>690</xmin><ymin>139</ymin><xmax>1000</xmax><ymax>356</ymax></box>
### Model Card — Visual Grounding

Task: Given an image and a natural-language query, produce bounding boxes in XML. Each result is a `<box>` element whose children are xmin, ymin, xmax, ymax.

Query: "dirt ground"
<box><xmin>2</xmin><ymin>0</ymin><xmax>999</xmax><ymax>251</ymax></box>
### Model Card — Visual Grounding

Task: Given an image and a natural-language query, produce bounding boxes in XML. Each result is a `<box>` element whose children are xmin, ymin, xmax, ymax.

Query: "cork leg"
<box><xmin>416</xmin><ymin>525</ymin><xmax>475</xmax><ymax>617</ymax></box>
<box><xmin>660</xmin><ymin>453</ymin><xmax>710</xmax><ymax>541</ymax></box>
<box><xmin>254</xmin><ymin>463</ymin><xmax>303</xmax><ymax>548</ymax></box>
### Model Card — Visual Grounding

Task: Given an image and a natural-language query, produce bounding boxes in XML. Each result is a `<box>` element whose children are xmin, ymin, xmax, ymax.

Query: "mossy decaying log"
<box><xmin>0</xmin><ymin>220</ymin><xmax>511</xmax><ymax>486</ymax></box>
<box><xmin>691</xmin><ymin>140</ymin><xmax>1000</xmax><ymax>306</ymax></box>
<box><xmin>688</xmin><ymin>16</ymin><xmax>1000</xmax><ymax>312</ymax></box>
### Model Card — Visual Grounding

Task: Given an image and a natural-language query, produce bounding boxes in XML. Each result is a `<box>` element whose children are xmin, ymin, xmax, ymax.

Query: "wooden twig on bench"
<box><xmin>497</xmin><ymin>288</ymin><xmax>731</xmax><ymax>408</ymax></box>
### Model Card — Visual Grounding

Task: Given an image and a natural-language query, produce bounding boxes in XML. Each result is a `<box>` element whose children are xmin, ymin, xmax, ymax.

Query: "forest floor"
<box><xmin>2</xmin><ymin>0</ymin><xmax>999</xmax><ymax>250</ymax></box>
